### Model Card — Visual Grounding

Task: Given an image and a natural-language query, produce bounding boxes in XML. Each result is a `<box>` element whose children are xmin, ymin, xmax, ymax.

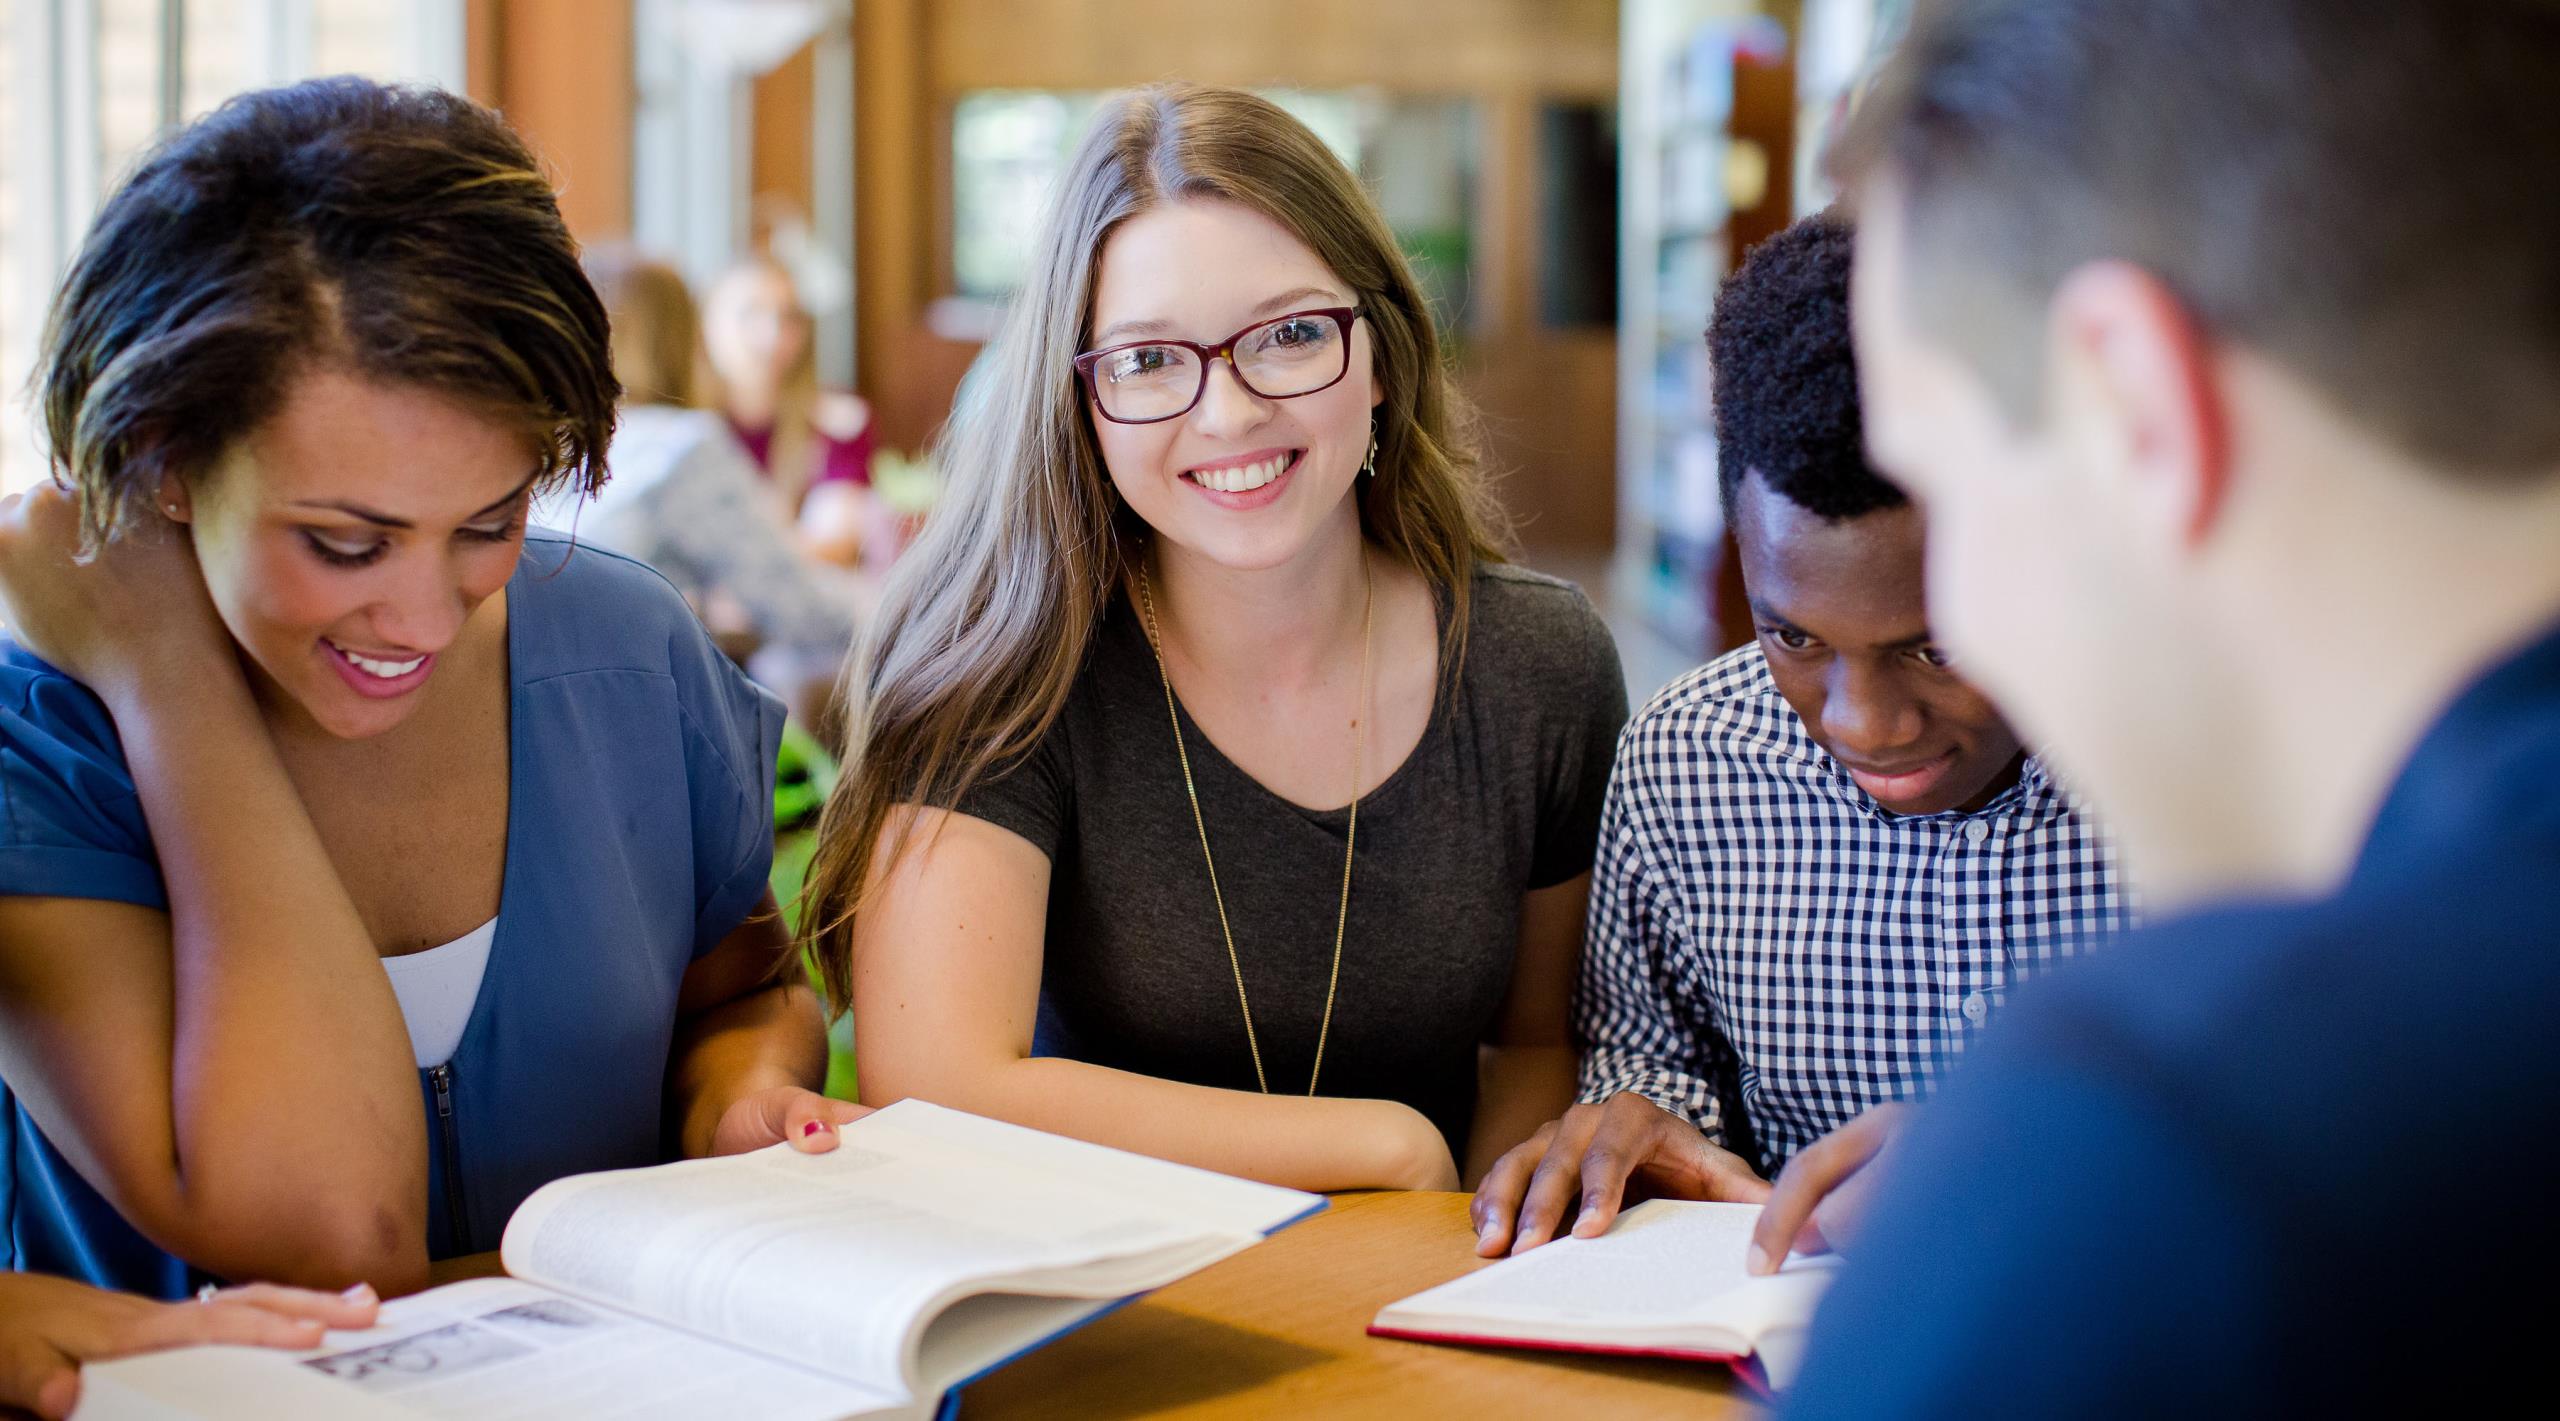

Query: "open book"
<box><xmin>1368</xmin><ymin>1200</ymin><xmax>1839</xmax><ymax>1394</ymax></box>
<box><xmin>75</xmin><ymin>1101</ymin><xmax>1323</xmax><ymax>1420</ymax></box>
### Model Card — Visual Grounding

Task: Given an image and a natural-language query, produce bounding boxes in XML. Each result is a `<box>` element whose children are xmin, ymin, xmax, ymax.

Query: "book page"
<box><xmin>907</xmin><ymin>1293</ymin><xmax>1117</xmax><ymax>1395</ymax></box>
<box><xmin>1379</xmin><ymin>1200</ymin><xmax>1839</xmax><ymax>1349</ymax></box>
<box><xmin>861</xmin><ymin>1100</ymin><xmax>1327</xmax><ymax>1237</ymax></box>
<box><xmin>74</xmin><ymin>1279</ymin><xmax>907</xmax><ymax>1421</ymax></box>
<box><xmin>500</xmin><ymin>1103</ymin><xmax>1316</xmax><ymax>1399</ymax></box>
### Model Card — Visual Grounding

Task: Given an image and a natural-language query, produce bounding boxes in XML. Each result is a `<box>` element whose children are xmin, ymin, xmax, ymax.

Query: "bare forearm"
<box><xmin>107</xmin><ymin>676</ymin><xmax>424</xmax><ymax>1282</ymax></box>
<box><xmin>1464</xmin><ymin>1044</ymin><xmax>1580</xmax><ymax>1188</ymax></box>
<box><xmin>861</xmin><ymin>1054</ymin><xmax>1452</xmax><ymax>1192</ymax></box>
<box><xmin>667</xmin><ymin>981</ymin><xmax>830</xmax><ymax>1158</ymax></box>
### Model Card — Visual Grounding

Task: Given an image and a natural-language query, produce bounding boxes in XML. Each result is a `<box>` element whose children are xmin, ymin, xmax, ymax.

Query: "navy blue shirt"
<box><xmin>0</xmin><ymin>534</ymin><xmax>783</xmax><ymax>1296</ymax></box>
<box><xmin>1786</xmin><ymin>619</ymin><xmax>2560</xmax><ymax>1416</ymax></box>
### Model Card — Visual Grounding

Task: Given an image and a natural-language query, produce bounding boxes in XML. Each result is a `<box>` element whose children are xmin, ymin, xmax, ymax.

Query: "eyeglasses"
<box><xmin>1072</xmin><ymin>307</ymin><xmax>1361</xmax><ymax>425</ymax></box>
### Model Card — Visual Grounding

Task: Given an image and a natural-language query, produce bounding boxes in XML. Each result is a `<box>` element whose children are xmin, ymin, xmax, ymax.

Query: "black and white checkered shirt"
<box><xmin>1576</xmin><ymin>644</ymin><xmax>2131</xmax><ymax>1175</ymax></box>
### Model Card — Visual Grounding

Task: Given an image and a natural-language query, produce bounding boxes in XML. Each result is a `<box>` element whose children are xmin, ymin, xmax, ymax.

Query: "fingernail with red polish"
<box><xmin>803</xmin><ymin>1120</ymin><xmax>825</xmax><ymax>1137</ymax></box>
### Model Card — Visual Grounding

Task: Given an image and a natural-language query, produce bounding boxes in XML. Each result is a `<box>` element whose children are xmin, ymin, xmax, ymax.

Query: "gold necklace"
<box><xmin>1135</xmin><ymin>550</ymin><xmax>1371</xmax><ymax>1096</ymax></box>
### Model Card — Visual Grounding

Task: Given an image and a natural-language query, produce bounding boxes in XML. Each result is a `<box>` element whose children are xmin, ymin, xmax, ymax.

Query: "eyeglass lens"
<box><xmin>1089</xmin><ymin>312</ymin><xmax>1348</xmax><ymax>422</ymax></box>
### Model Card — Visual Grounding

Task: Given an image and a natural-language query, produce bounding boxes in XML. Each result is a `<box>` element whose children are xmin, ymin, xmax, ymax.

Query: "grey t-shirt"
<box><xmin>955</xmin><ymin>563</ymin><xmax>1629</xmax><ymax>1151</ymax></box>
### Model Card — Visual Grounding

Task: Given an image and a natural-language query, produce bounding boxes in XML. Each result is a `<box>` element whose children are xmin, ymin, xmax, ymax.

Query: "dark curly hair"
<box><xmin>37</xmin><ymin>77</ymin><xmax>618</xmax><ymax>547</ymax></box>
<box><xmin>1706</xmin><ymin>208</ymin><xmax>1904</xmax><ymax>524</ymax></box>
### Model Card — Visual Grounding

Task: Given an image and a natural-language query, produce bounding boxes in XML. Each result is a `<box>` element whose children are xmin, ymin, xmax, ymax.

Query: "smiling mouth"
<box><xmin>1182</xmin><ymin>450</ymin><xmax>1301</xmax><ymax>494</ymax></box>
<box><xmin>1847</xmin><ymin>756</ymin><xmax>1945</xmax><ymax>780</ymax></box>
<box><xmin>326</xmin><ymin>639</ymin><xmax>427</xmax><ymax>680</ymax></box>
<box><xmin>1841</xmin><ymin>748</ymin><xmax>1957</xmax><ymax>801</ymax></box>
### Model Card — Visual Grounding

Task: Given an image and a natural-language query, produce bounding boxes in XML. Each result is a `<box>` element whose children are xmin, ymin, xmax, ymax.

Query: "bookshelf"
<box><xmin>1615</xmin><ymin>1</ymin><xmax>1790</xmax><ymax>658</ymax></box>
<box><xmin>1793</xmin><ymin>0</ymin><xmax>1908</xmax><ymax>212</ymax></box>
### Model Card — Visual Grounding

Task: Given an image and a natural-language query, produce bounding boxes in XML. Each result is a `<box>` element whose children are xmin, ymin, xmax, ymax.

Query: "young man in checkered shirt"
<box><xmin>1473</xmin><ymin>211</ymin><xmax>2130</xmax><ymax>1255</ymax></box>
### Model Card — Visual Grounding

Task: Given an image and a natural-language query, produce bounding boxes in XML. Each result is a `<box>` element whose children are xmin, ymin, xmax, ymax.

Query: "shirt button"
<box><xmin>1962</xmin><ymin>991</ymin><xmax>1988</xmax><ymax>1023</ymax></box>
<box><xmin>1964</xmin><ymin>819</ymin><xmax>1991</xmax><ymax>844</ymax></box>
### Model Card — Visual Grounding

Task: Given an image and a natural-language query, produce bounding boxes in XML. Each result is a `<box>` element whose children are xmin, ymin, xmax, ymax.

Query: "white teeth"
<box><xmin>332</xmin><ymin>642</ymin><xmax>426</xmax><ymax>679</ymax></box>
<box><xmin>1193</xmin><ymin>453</ymin><xmax>1290</xmax><ymax>494</ymax></box>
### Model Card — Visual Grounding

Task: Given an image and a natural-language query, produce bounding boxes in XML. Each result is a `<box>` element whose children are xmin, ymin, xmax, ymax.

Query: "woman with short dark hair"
<box><xmin>0</xmin><ymin>77</ymin><xmax>857</xmax><ymax>1302</ymax></box>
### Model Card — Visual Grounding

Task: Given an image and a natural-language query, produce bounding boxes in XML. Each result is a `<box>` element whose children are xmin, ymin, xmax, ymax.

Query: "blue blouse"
<box><xmin>0</xmin><ymin>534</ymin><xmax>783</xmax><ymax>1296</ymax></box>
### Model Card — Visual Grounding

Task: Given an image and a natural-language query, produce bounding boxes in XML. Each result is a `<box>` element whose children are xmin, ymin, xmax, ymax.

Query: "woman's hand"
<box><xmin>708</xmin><ymin>1085</ymin><xmax>873</xmax><ymax>1157</ymax></box>
<box><xmin>0</xmin><ymin>482</ymin><xmax>232</xmax><ymax>701</ymax></box>
<box><xmin>0</xmin><ymin>1273</ymin><xmax>379</xmax><ymax>1420</ymax></box>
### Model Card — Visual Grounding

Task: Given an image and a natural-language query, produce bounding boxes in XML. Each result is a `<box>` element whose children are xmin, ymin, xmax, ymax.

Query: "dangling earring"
<box><xmin>1360</xmin><ymin>423</ymin><xmax>1379</xmax><ymax>479</ymax></box>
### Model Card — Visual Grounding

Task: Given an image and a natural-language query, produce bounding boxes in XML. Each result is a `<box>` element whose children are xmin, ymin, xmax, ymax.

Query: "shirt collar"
<box><xmin>2354</xmin><ymin>613</ymin><xmax>2560</xmax><ymax>883</ymax></box>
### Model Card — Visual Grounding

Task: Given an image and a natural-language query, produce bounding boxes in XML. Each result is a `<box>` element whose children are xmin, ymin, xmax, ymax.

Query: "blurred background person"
<box><xmin>559</xmin><ymin>246</ymin><xmax>863</xmax><ymax>736</ymax></box>
<box><xmin>700</xmin><ymin>256</ymin><xmax>890</xmax><ymax>570</ymax></box>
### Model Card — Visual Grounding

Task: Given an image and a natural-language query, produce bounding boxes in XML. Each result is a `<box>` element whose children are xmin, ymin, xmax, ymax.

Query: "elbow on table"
<box><xmin>230</xmin><ymin>1204</ymin><xmax>429</xmax><ymax>1297</ymax></box>
<box><xmin>148</xmin><ymin>1189</ymin><xmax>431</xmax><ymax>1297</ymax></box>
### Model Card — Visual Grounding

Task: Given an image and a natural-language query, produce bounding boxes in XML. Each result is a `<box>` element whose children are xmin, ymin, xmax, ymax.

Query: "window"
<box><xmin>0</xmin><ymin>2</ymin><xmax>23</xmax><ymax>499</ymax></box>
<box><xmin>98</xmin><ymin>0</ymin><xmax>168</xmax><ymax>194</ymax></box>
<box><xmin>0</xmin><ymin>0</ymin><xmax>463</xmax><ymax>494</ymax></box>
<box><xmin>181</xmin><ymin>0</ymin><xmax>254</xmax><ymax>121</ymax></box>
<box><xmin>947</xmin><ymin>88</ymin><xmax>1478</xmax><ymax>333</ymax></box>
<box><xmin>950</xmin><ymin>90</ymin><xmax>1105</xmax><ymax>302</ymax></box>
<box><xmin>313</xmin><ymin>2</ymin><xmax>412</xmax><ymax>78</ymax></box>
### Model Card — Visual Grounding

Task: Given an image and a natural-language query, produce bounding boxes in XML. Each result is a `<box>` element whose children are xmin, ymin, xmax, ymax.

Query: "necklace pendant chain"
<box><xmin>1137</xmin><ymin>548</ymin><xmax>1372</xmax><ymax>1097</ymax></box>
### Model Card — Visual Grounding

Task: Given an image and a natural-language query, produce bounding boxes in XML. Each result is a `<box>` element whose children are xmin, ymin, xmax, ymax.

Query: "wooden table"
<box><xmin>958</xmin><ymin>1191</ymin><xmax>1758</xmax><ymax>1420</ymax></box>
<box><xmin>431</xmin><ymin>1192</ymin><xmax>1761</xmax><ymax>1419</ymax></box>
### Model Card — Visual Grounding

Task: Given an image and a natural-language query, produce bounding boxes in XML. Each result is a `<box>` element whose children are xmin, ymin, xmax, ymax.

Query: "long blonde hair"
<box><xmin>801</xmin><ymin>83</ymin><xmax>1509</xmax><ymax>1008</ymax></box>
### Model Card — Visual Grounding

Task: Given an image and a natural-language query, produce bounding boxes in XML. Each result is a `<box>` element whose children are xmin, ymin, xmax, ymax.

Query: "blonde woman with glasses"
<box><xmin>803</xmin><ymin>84</ymin><xmax>1627</xmax><ymax>1192</ymax></box>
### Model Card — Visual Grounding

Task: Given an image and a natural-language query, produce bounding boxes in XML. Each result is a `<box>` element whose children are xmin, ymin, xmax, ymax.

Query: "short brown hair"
<box><xmin>1833</xmin><ymin>0</ymin><xmax>2560</xmax><ymax>479</ymax></box>
<box><xmin>37</xmin><ymin>77</ymin><xmax>618</xmax><ymax>544</ymax></box>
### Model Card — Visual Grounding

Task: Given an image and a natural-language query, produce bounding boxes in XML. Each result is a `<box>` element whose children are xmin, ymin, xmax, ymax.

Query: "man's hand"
<box><xmin>1470</xmin><ymin>1092</ymin><xmax>1769</xmax><ymax>1257</ymax></box>
<box><xmin>1748</xmin><ymin>1102</ymin><xmax>1912</xmax><ymax>1273</ymax></box>
<box><xmin>0</xmin><ymin>1273</ymin><xmax>380</xmax><ymax>1421</ymax></box>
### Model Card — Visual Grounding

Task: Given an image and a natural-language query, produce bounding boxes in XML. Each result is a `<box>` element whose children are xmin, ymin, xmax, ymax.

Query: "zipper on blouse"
<box><xmin>428</xmin><ymin>1062</ymin><xmax>473</xmax><ymax>1254</ymax></box>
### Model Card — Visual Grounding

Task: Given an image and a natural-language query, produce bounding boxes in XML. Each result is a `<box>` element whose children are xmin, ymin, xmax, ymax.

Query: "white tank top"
<box><xmin>380</xmin><ymin>919</ymin><xmax>498</xmax><ymax>1068</ymax></box>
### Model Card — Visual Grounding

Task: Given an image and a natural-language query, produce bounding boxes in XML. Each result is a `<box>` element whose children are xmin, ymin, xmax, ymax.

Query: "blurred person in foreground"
<box><xmin>1752</xmin><ymin>1</ymin><xmax>2560</xmax><ymax>1413</ymax></box>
